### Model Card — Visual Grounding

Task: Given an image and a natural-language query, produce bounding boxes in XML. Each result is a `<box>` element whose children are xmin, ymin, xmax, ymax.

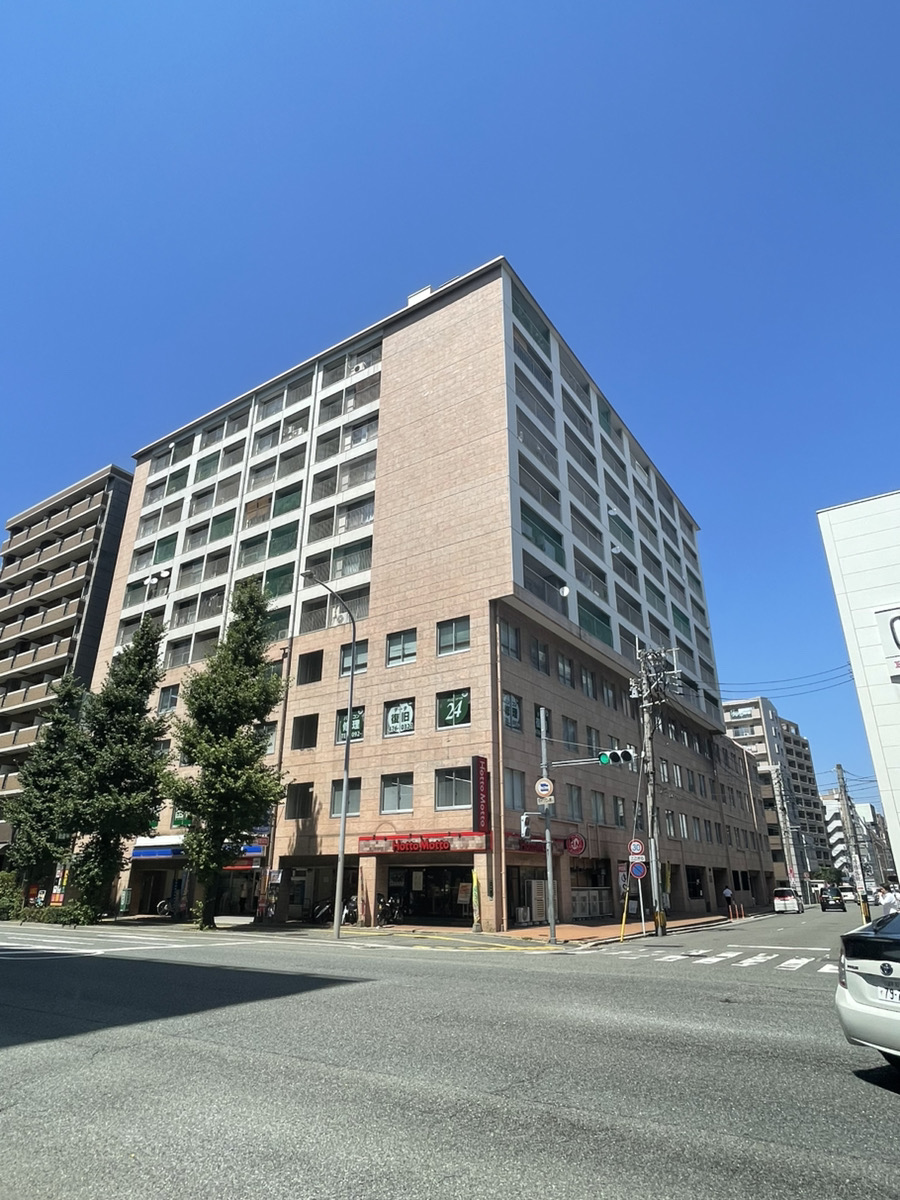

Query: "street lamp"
<box><xmin>300</xmin><ymin>569</ymin><xmax>356</xmax><ymax>939</ymax></box>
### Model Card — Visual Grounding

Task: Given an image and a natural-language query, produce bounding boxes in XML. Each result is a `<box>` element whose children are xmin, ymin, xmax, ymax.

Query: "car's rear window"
<box><xmin>774</xmin><ymin>888</ymin><xmax>794</xmax><ymax>898</ymax></box>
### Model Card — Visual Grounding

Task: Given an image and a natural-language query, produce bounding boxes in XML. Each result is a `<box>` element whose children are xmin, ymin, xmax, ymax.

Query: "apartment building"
<box><xmin>0</xmin><ymin>467</ymin><xmax>133</xmax><ymax>862</ymax></box>
<box><xmin>723</xmin><ymin>698</ymin><xmax>831</xmax><ymax>892</ymax></box>
<box><xmin>819</xmin><ymin>491</ymin><xmax>900</xmax><ymax>869</ymax></box>
<box><xmin>92</xmin><ymin>258</ymin><xmax>759</xmax><ymax>929</ymax></box>
<box><xmin>822</xmin><ymin>790</ymin><xmax>896</xmax><ymax>887</ymax></box>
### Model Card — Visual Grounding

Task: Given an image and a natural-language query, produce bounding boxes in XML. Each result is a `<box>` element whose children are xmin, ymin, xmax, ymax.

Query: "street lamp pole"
<box><xmin>301</xmin><ymin>571</ymin><xmax>356</xmax><ymax>940</ymax></box>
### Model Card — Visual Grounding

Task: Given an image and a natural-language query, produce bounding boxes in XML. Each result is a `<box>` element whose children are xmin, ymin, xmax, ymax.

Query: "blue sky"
<box><xmin>2</xmin><ymin>2</ymin><xmax>896</xmax><ymax>807</ymax></box>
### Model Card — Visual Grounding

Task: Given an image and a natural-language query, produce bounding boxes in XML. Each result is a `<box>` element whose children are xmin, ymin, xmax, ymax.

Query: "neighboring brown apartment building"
<box><xmin>90</xmin><ymin>258</ymin><xmax>773</xmax><ymax>928</ymax></box>
<box><xmin>0</xmin><ymin>467</ymin><xmax>133</xmax><ymax>866</ymax></box>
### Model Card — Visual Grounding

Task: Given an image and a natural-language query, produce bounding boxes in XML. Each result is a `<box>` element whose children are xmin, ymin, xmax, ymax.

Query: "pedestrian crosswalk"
<box><xmin>576</xmin><ymin>942</ymin><xmax>840</xmax><ymax>975</ymax></box>
<box><xmin>0</xmin><ymin>926</ymin><xmax>208</xmax><ymax>960</ymax></box>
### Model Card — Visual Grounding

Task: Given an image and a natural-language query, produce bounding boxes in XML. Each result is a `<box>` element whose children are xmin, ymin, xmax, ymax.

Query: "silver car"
<box><xmin>835</xmin><ymin>912</ymin><xmax>900</xmax><ymax>1072</ymax></box>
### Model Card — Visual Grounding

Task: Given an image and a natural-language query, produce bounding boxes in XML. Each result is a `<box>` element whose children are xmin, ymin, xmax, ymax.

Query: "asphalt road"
<box><xmin>1</xmin><ymin>909</ymin><xmax>896</xmax><ymax>1200</ymax></box>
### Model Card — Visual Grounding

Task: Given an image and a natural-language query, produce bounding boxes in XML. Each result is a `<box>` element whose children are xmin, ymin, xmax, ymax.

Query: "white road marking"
<box><xmin>728</xmin><ymin>944</ymin><xmax>829</xmax><ymax>952</ymax></box>
<box><xmin>776</xmin><ymin>957</ymin><xmax>815</xmax><ymax>971</ymax></box>
<box><xmin>818</xmin><ymin>963</ymin><xmax>839</xmax><ymax>973</ymax></box>
<box><xmin>736</xmin><ymin>954</ymin><xmax>779</xmax><ymax>967</ymax></box>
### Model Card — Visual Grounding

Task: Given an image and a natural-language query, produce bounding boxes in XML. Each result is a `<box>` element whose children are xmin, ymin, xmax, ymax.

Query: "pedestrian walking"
<box><xmin>877</xmin><ymin>886</ymin><xmax>900</xmax><ymax>917</ymax></box>
<box><xmin>722</xmin><ymin>886</ymin><xmax>734</xmax><ymax>912</ymax></box>
<box><xmin>239</xmin><ymin>881</ymin><xmax>249</xmax><ymax>914</ymax></box>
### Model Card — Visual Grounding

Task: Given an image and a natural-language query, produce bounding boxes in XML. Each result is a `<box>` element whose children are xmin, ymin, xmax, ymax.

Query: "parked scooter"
<box><xmin>312</xmin><ymin>899</ymin><xmax>334</xmax><ymax>925</ymax></box>
<box><xmin>341</xmin><ymin>895</ymin><xmax>359</xmax><ymax>925</ymax></box>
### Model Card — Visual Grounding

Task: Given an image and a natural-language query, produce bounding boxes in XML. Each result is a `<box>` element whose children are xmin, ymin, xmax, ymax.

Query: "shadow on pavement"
<box><xmin>853</xmin><ymin>1063</ymin><xmax>900</xmax><ymax>1093</ymax></box>
<box><xmin>0</xmin><ymin>954</ymin><xmax>362</xmax><ymax>1050</ymax></box>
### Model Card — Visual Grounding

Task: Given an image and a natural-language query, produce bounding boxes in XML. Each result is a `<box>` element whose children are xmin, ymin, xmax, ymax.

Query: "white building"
<box><xmin>819</xmin><ymin>491</ymin><xmax>900</xmax><ymax>869</ymax></box>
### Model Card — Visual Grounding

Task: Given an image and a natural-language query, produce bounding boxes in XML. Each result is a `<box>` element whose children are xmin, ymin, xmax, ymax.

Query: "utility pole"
<box><xmin>772</xmin><ymin>764</ymin><xmax>801</xmax><ymax>891</ymax></box>
<box><xmin>539</xmin><ymin>707</ymin><xmax>558</xmax><ymax>945</ymax></box>
<box><xmin>837</xmin><ymin>762</ymin><xmax>871</xmax><ymax>922</ymax></box>
<box><xmin>630</xmin><ymin>648</ymin><xmax>675</xmax><ymax>937</ymax></box>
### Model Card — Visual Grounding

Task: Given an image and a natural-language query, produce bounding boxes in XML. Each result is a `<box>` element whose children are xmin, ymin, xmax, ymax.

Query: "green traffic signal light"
<box><xmin>597</xmin><ymin>749</ymin><xmax>634</xmax><ymax>766</ymax></box>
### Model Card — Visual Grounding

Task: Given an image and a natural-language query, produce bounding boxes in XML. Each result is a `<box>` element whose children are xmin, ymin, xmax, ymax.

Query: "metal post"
<box><xmin>539</xmin><ymin>706</ymin><xmax>557</xmax><ymax>945</ymax></box>
<box><xmin>301</xmin><ymin>571</ymin><xmax>356</xmax><ymax>939</ymax></box>
<box><xmin>635</xmin><ymin>649</ymin><xmax>666</xmax><ymax>936</ymax></box>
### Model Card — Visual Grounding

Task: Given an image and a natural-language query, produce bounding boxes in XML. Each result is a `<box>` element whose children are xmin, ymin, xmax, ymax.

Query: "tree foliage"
<box><xmin>171</xmin><ymin>580</ymin><xmax>284</xmax><ymax>928</ymax></box>
<box><xmin>4</xmin><ymin>616</ymin><xmax>170</xmax><ymax>917</ymax></box>
<box><xmin>69</xmin><ymin>616</ymin><xmax>171</xmax><ymax>913</ymax></box>
<box><xmin>6</xmin><ymin>673</ymin><xmax>88</xmax><ymax>880</ymax></box>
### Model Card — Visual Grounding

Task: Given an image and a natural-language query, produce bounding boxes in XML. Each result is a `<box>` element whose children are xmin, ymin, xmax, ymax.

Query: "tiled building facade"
<box><xmin>90</xmin><ymin>259</ymin><xmax>773</xmax><ymax>926</ymax></box>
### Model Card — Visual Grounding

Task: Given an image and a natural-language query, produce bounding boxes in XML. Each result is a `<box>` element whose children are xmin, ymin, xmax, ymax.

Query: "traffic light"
<box><xmin>597</xmin><ymin>749</ymin><xmax>634</xmax><ymax>766</ymax></box>
<box><xmin>520</xmin><ymin>812</ymin><xmax>532</xmax><ymax>839</ymax></box>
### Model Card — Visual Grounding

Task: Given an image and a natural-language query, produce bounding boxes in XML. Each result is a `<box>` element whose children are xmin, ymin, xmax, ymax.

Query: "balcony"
<box><xmin>0</xmin><ymin>562</ymin><xmax>90</xmax><ymax>622</ymax></box>
<box><xmin>0</xmin><ymin>597</ymin><xmax>80</xmax><ymax>649</ymax></box>
<box><xmin>1</xmin><ymin>491</ymin><xmax>103</xmax><ymax>558</ymax></box>
<box><xmin>0</xmin><ymin>770</ymin><xmax>21</xmax><ymax>794</ymax></box>
<box><xmin>0</xmin><ymin>637</ymin><xmax>73</xmax><ymax>678</ymax></box>
<box><xmin>0</xmin><ymin>681</ymin><xmax>54</xmax><ymax>716</ymax></box>
<box><xmin>0</xmin><ymin>724</ymin><xmax>40</xmax><ymax>755</ymax></box>
<box><xmin>0</xmin><ymin>526</ymin><xmax>96</xmax><ymax>585</ymax></box>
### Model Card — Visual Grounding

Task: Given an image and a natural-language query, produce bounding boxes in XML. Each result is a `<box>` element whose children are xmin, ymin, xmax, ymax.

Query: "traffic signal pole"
<box><xmin>631</xmin><ymin>649</ymin><xmax>674</xmax><ymax>937</ymax></box>
<box><xmin>539</xmin><ymin>707</ymin><xmax>558</xmax><ymax>945</ymax></box>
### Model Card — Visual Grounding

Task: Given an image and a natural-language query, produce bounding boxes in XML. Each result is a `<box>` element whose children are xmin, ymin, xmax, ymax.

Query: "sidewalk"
<box><xmin>108</xmin><ymin>908</ymin><xmax>761</xmax><ymax>947</ymax></box>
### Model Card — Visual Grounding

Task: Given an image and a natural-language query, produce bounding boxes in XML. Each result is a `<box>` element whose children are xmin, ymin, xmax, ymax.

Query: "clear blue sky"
<box><xmin>2</xmin><ymin>2</ymin><xmax>896</xmax><ymax>806</ymax></box>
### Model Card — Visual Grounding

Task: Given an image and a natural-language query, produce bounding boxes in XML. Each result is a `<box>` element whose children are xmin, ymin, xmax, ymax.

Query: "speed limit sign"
<box><xmin>628</xmin><ymin>839</ymin><xmax>645</xmax><ymax>856</ymax></box>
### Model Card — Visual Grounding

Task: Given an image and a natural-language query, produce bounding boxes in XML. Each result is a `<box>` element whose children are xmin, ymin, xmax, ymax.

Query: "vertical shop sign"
<box><xmin>472</xmin><ymin>755</ymin><xmax>490</xmax><ymax>832</ymax></box>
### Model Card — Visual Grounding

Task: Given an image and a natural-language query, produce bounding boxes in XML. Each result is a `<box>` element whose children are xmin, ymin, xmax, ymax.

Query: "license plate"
<box><xmin>877</xmin><ymin>986</ymin><xmax>900</xmax><ymax>1003</ymax></box>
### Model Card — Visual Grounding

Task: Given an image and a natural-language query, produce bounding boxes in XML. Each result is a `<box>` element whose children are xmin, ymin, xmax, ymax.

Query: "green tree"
<box><xmin>69</xmin><ymin>615</ymin><xmax>171</xmax><ymax>916</ymax></box>
<box><xmin>171</xmin><ymin>580</ymin><xmax>284</xmax><ymax>929</ymax></box>
<box><xmin>5</xmin><ymin>673</ymin><xmax>89</xmax><ymax>891</ymax></box>
<box><xmin>811</xmin><ymin>866</ymin><xmax>842</xmax><ymax>885</ymax></box>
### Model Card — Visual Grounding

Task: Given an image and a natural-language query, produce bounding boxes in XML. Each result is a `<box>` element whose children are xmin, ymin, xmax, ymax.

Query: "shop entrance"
<box><xmin>387</xmin><ymin>864</ymin><xmax>473</xmax><ymax>923</ymax></box>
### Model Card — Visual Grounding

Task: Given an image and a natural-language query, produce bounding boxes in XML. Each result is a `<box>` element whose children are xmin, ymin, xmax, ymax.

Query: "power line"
<box><xmin>715</xmin><ymin>663</ymin><xmax>852</xmax><ymax>688</ymax></box>
<box><xmin>719</xmin><ymin>676</ymin><xmax>854</xmax><ymax>700</ymax></box>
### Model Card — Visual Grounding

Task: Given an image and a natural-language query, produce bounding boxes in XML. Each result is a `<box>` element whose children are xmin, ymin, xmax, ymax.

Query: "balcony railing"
<box><xmin>0</xmin><ymin>560</ymin><xmax>90</xmax><ymax>615</ymax></box>
<box><xmin>1</xmin><ymin>491</ymin><xmax>103</xmax><ymax>557</ymax></box>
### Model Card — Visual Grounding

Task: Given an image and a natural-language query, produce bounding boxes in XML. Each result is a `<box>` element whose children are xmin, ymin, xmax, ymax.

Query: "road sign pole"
<box><xmin>539</xmin><ymin>706</ymin><xmax>557</xmax><ymax>946</ymax></box>
<box><xmin>637</xmin><ymin>874</ymin><xmax>646</xmax><ymax>935</ymax></box>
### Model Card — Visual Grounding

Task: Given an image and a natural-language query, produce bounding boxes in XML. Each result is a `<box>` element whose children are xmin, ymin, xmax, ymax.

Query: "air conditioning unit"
<box><xmin>331</xmin><ymin>610</ymin><xmax>350</xmax><ymax>625</ymax></box>
<box><xmin>515</xmin><ymin>906</ymin><xmax>531</xmax><ymax>925</ymax></box>
<box><xmin>352</xmin><ymin>361</ymin><xmax>368</xmax><ymax>374</ymax></box>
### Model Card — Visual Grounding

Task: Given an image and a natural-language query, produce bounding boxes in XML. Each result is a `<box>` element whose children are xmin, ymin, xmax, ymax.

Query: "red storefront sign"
<box><xmin>359</xmin><ymin>831</ymin><xmax>490</xmax><ymax>856</ymax></box>
<box><xmin>472</xmin><ymin>755</ymin><xmax>490</xmax><ymax>833</ymax></box>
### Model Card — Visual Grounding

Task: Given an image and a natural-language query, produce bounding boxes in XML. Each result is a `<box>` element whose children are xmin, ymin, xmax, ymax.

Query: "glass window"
<box><xmin>265</xmin><ymin>564</ymin><xmax>294</xmax><ymax>598</ymax></box>
<box><xmin>530</xmin><ymin>638</ymin><xmax>550</xmax><ymax>673</ymax></box>
<box><xmin>165</xmin><ymin>638</ymin><xmax>191</xmax><ymax>669</ymax></box>
<box><xmin>291</xmin><ymin>715</ymin><xmax>318</xmax><ymax>750</ymax></box>
<box><xmin>504</xmin><ymin>767</ymin><xmax>526</xmax><ymax>811</ymax></box>
<box><xmin>154</xmin><ymin>534</ymin><xmax>177</xmax><ymax>564</ymax></box>
<box><xmin>435</xmin><ymin>767</ymin><xmax>472</xmax><ymax>810</ymax></box>
<box><xmin>503</xmin><ymin>692</ymin><xmax>522</xmax><ymax>731</ymax></box>
<box><xmin>166</xmin><ymin>467</ymin><xmax>189</xmax><ymax>495</ymax></box>
<box><xmin>557</xmin><ymin>654</ymin><xmax>574</xmax><ymax>687</ymax></box>
<box><xmin>386</xmin><ymin>628</ymin><xmax>417</xmax><ymax>666</ymax></box>
<box><xmin>285</xmin><ymin>783</ymin><xmax>313</xmax><ymax>820</ymax></box>
<box><xmin>590</xmin><ymin>790</ymin><xmax>606</xmax><ymax>824</ymax></box>
<box><xmin>222</xmin><ymin>440</ymin><xmax>245</xmax><ymax>469</ymax></box>
<box><xmin>567</xmin><ymin>784</ymin><xmax>583</xmax><ymax>821</ymax></box>
<box><xmin>330</xmin><ymin>778</ymin><xmax>361</xmax><ymax>818</ymax></box>
<box><xmin>192</xmin><ymin>629</ymin><xmax>219</xmax><ymax>662</ymax></box>
<box><xmin>437</xmin><ymin>688</ymin><xmax>470</xmax><ymax>729</ymax></box>
<box><xmin>195</xmin><ymin>452</ymin><xmax>220</xmax><ymax>482</ymax></box>
<box><xmin>499</xmin><ymin>619</ymin><xmax>520</xmax><ymax>659</ymax></box>
<box><xmin>339</xmin><ymin>640</ymin><xmax>368</xmax><ymax>676</ymax></box>
<box><xmin>335</xmin><ymin>707</ymin><xmax>365</xmax><ymax>743</ymax></box>
<box><xmin>216</xmin><ymin>476</ymin><xmax>240</xmax><ymax>504</ymax></box>
<box><xmin>227</xmin><ymin>409</ymin><xmax>250</xmax><ymax>436</ymax></box>
<box><xmin>204</xmin><ymin>551</ymin><xmax>230</xmax><ymax>579</ymax></box>
<box><xmin>190</xmin><ymin>489</ymin><xmax>215</xmax><ymax>517</ymax></box>
<box><xmin>138</xmin><ymin>511</ymin><xmax>160</xmax><ymax>539</ymax></box>
<box><xmin>268</xmin><ymin>521</ymin><xmax>299</xmax><ymax>558</ymax></box>
<box><xmin>254</xmin><ymin>424</ymin><xmax>281</xmax><ymax>455</ymax></box>
<box><xmin>265</xmin><ymin>606</ymin><xmax>291</xmax><ymax>641</ymax></box>
<box><xmin>198</xmin><ymin>588</ymin><xmax>225</xmax><ymax>620</ymax></box>
<box><xmin>665</xmin><ymin>810</ymin><xmax>676</xmax><ymax>838</ymax></box>
<box><xmin>613</xmin><ymin>797</ymin><xmax>626</xmax><ymax>827</ymax></box>
<box><xmin>178</xmin><ymin>558</ymin><xmax>203</xmax><ymax>588</ymax></box>
<box><xmin>249</xmin><ymin>460</ymin><xmax>277</xmax><ymax>491</ymax></box>
<box><xmin>239</xmin><ymin>534</ymin><xmax>267</xmax><ymax>567</ymax></box>
<box><xmin>273</xmin><ymin>486</ymin><xmax>302</xmax><ymax>518</ymax></box>
<box><xmin>210</xmin><ymin>510</ymin><xmax>235</xmax><ymax>541</ymax></box>
<box><xmin>384</xmin><ymin>698</ymin><xmax>415</xmax><ymax>736</ymax></box>
<box><xmin>171</xmin><ymin>437</ymin><xmax>193</xmax><ymax>464</ymax></box>
<box><xmin>437</xmin><ymin>616</ymin><xmax>470</xmax><ymax>655</ymax></box>
<box><xmin>381</xmin><ymin>773</ymin><xmax>413</xmax><ymax>814</ymax></box>
<box><xmin>297</xmin><ymin>650</ymin><xmax>323</xmax><ymax>684</ymax></box>
<box><xmin>200</xmin><ymin>429</ymin><xmax>225</xmax><ymax>451</ymax></box>
<box><xmin>562</xmin><ymin>716</ymin><xmax>578</xmax><ymax>751</ymax></box>
<box><xmin>258</xmin><ymin>391</ymin><xmax>284</xmax><ymax>421</ymax></box>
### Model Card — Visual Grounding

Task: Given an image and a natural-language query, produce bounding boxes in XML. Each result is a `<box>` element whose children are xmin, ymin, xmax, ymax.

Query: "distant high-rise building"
<box><xmin>723</xmin><ymin>698</ymin><xmax>831</xmax><ymax>892</ymax></box>
<box><xmin>0</xmin><ymin>467</ymin><xmax>133</xmax><ymax>863</ymax></box>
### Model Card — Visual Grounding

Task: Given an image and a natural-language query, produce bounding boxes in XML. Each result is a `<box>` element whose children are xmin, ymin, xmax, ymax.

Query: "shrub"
<box><xmin>0</xmin><ymin>871</ymin><xmax>22</xmax><ymax>920</ymax></box>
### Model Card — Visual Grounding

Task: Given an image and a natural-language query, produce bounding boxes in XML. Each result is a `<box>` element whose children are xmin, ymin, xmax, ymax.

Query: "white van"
<box><xmin>773</xmin><ymin>887</ymin><xmax>804</xmax><ymax>914</ymax></box>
